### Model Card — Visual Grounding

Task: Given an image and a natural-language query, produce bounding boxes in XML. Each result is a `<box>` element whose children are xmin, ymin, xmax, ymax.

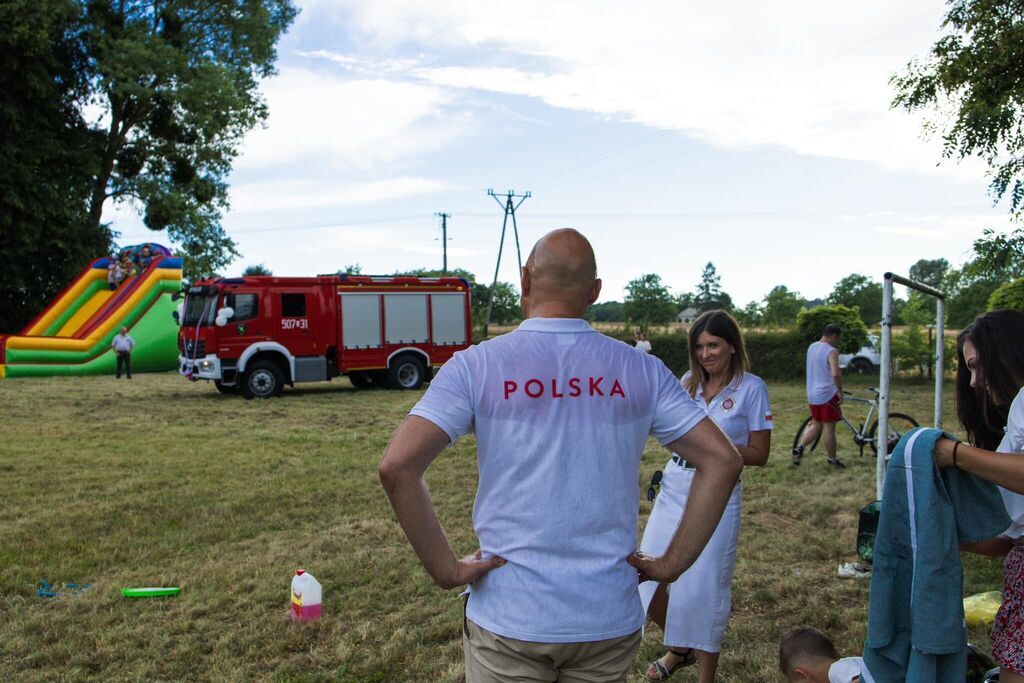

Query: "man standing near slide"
<box><xmin>793</xmin><ymin>324</ymin><xmax>845</xmax><ymax>469</ymax></box>
<box><xmin>111</xmin><ymin>326</ymin><xmax>135</xmax><ymax>380</ymax></box>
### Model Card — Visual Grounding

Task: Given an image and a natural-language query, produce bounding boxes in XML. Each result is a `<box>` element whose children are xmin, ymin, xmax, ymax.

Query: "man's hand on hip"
<box><xmin>626</xmin><ymin>551</ymin><xmax>682</xmax><ymax>584</ymax></box>
<box><xmin>439</xmin><ymin>550</ymin><xmax>507</xmax><ymax>590</ymax></box>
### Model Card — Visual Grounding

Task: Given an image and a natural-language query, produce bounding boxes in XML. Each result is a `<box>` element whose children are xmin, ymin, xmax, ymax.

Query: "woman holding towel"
<box><xmin>638</xmin><ymin>310</ymin><xmax>772</xmax><ymax>682</ymax></box>
<box><xmin>937</xmin><ymin>310</ymin><xmax>1024</xmax><ymax>682</ymax></box>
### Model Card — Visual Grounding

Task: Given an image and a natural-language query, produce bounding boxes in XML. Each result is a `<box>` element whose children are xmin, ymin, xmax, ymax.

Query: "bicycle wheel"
<box><xmin>868</xmin><ymin>412</ymin><xmax>920</xmax><ymax>455</ymax></box>
<box><xmin>792</xmin><ymin>415</ymin><xmax>822</xmax><ymax>455</ymax></box>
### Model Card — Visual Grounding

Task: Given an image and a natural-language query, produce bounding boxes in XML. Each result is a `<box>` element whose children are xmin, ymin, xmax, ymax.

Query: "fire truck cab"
<box><xmin>177</xmin><ymin>274</ymin><xmax>471</xmax><ymax>398</ymax></box>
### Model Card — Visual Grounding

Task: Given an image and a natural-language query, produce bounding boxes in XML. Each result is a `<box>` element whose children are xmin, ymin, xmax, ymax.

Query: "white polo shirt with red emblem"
<box><xmin>685</xmin><ymin>370</ymin><xmax>774</xmax><ymax>446</ymax></box>
<box><xmin>409</xmin><ymin>317</ymin><xmax>707</xmax><ymax>643</ymax></box>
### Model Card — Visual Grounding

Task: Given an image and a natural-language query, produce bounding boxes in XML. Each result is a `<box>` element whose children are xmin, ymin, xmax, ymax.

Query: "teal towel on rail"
<box><xmin>862</xmin><ymin>427</ymin><xmax>1010</xmax><ymax>683</ymax></box>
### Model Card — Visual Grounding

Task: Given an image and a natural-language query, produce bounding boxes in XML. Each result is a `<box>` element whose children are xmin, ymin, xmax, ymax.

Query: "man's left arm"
<box><xmin>379</xmin><ymin>415</ymin><xmax>505</xmax><ymax>589</ymax></box>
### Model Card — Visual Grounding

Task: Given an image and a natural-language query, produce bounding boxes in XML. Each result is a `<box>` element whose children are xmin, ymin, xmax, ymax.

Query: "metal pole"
<box><xmin>934</xmin><ymin>298</ymin><xmax>945</xmax><ymax>429</ymax></box>
<box><xmin>509</xmin><ymin>194</ymin><xmax>523</xmax><ymax>274</ymax></box>
<box><xmin>878</xmin><ymin>275</ymin><xmax>894</xmax><ymax>500</ymax></box>
<box><xmin>485</xmin><ymin>210</ymin><xmax>510</xmax><ymax>336</ymax></box>
<box><xmin>441</xmin><ymin>213</ymin><xmax>448</xmax><ymax>275</ymax></box>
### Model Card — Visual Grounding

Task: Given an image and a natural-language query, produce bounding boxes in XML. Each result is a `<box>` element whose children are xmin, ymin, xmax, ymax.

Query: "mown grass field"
<box><xmin>0</xmin><ymin>370</ymin><xmax>1003</xmax><ymax>682</ymax></box>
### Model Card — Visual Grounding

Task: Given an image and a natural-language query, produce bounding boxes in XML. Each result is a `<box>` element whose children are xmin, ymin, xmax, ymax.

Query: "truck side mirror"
<box><xmin>172</xmin><ymin>310</ymin><xmax>180</xmax><ymax>323</ymax></box>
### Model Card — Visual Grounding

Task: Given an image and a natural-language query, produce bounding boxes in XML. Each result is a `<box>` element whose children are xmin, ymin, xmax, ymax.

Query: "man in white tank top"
<box><xmin>793</xmin><ymin>324</ymin><xmax>845</xmax><ymax>468</ymax></box>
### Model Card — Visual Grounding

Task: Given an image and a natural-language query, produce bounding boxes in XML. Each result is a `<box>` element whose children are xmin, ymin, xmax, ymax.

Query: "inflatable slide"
<box><xmin>0</xmin><ymin>249</ymin><xmax>182</xmax><ymax>378</ymax></box>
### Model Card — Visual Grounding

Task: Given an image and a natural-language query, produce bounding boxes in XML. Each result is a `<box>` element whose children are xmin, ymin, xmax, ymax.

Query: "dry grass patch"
<box><xmin>0</xmin><ymin>372</ymin><xmax>1003</xmax><ymax>682</ymax></box>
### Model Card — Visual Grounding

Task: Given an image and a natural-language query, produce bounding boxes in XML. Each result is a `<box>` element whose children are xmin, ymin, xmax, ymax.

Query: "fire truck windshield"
<box><xmin>182</xmin><ymin>294</ymin><xmax>218</xmax><ymax>326</ymax></box>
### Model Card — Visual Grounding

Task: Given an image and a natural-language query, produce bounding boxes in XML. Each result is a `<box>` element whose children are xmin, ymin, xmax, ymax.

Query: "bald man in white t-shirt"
<box><xmin>379</xmin><ymin>229</ymin><xmax>743</xmax><ymax>682</ymax></box>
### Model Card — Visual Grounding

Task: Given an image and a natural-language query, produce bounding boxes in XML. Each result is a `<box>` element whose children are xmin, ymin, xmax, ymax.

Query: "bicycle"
<box><xmin>791</xmin><ymin>387</ymin><xmax>920</xmax><ymax>457</ymax></box>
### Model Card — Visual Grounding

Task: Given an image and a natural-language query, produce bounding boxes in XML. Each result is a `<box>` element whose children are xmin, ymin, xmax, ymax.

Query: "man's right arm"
<box><xmin>829</xmin><ymin>349</ymin><xmax>843</xmax><ymax>402</ymax></box>
<box><xmin>628</xmin><ymin>417</ymin><xmax>742</xmax><ymax>582</ymax></box>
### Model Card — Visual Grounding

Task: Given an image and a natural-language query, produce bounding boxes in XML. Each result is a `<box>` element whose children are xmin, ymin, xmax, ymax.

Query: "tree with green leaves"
<box><xmin>909</xmin><ymin>258</ymin><xmax>950</xmax><ymax>288</ymax></box>
<box><xmin>734</xmin><ymin>301</ymin><xmax>764</xmax><ymax>327</ymax></box>
<box><xmin>624</xmin><ymin>273</ymin><xmax>676</xmax><ymax>326</ymax></box>
<box><xmin>828</xmin><ymin>274</ymin><xmax>883</xmax><ymax>326</ymax></box>
<box><xmin>988</xmin><ymin>277</ymin><xmax>1024</xmax><ymax>311</ymax></box>
<box><xmin>0</xmin><ymin>0</ymin><xmax>111</xmax><ymax>332</ymax></box>
<box><xmin>587</xmin><ymin>300</ymin><xmax>625</xmax><ymax>323</ymax></box>
<box><xmin>242</xmin><ymin>263</ymin><xmax>272</xmax><ymax>276</ymax></box>
<box><xmin>693</xmin><ymin>262</ymin><xmax>733</xmax><ymax>312</ymax></box>
<box><xmin>796</xmin><ymin>305</ymin><xmax>869</xmax><ymax>354</ymax></box>
<box><xmin>893</xmin><ymin>0</ymin><xmax>1024</xmax><ymax>212</ymax></box>
<box><xmin>761</xmin><ymin>285</ymin><xmax>806</xmax><ymax>328</ymax></box>
<box><xmin>79</xmin><ymin>0</ymin><xmax>297</xmax><ymax>279</ymax></box>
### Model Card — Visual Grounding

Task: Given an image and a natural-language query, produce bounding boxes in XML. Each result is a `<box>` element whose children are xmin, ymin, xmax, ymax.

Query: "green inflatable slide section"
<box><xmin>1</xmin><ymin>256</ymin><xmax>183</xmax><ymax>378</ymax></box>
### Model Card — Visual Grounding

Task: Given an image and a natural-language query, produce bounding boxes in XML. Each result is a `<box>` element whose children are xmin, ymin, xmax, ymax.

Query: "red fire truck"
<box><xmin>177</xmin><ymin>274</ymin><xmax>472</xmax><ymax>398</ymax></box>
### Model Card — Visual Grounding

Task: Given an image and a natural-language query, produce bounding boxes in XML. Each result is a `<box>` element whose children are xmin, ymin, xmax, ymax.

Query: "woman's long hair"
<box><xmin>682</xmin><ymin>310</ymin><xmax>750</xmax><ymax>398</ymax></box>
<box><xmin>956</xmin><ymin>309</ymin><xmax>1024</xmax><ymax>449</ymax></box>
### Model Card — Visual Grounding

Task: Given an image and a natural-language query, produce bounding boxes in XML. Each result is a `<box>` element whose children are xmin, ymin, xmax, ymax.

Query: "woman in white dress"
<box><xmin>639</xmin><ymin>310</ymin><xmax>773</xmax><ymax>682</ymax></box>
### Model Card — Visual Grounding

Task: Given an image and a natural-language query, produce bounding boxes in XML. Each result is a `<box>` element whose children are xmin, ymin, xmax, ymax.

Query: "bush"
<box><xmin>606</xmin><ymin>329</ymin><xmax>805</xmax><ymax>380</ymax></box>
<box><xmin>796</xmin><ymin>305</ymin><xmax>868</xmax><ymax>354</ymax></box>
<box><xmin>988</xmin><ymin>278</ymin><xmax>1024</xmax><ymax>312</ymax></box>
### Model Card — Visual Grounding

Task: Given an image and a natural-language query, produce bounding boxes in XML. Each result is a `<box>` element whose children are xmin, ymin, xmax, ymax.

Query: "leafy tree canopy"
<box><xmin>587</xmin><ymin>300</ymin><xmax>625</xmax><ymax>323</ymax></box>
<box><xmin>624</xmin><ymin>273</ymin><xmax>676</xmax><ymax>326</ymax></box>
<box><xmin>734</xmin><ymin>301</ymin><xmax>764</xmax><ymax>327</ymax></box>
<box><xmin>988</xmin><ymin>277</ymin><xmax>1024</xmax><ymax>312</ymax></box>
<box><xmin>693</xmin><ymin>262</ymin><xmax>733</xmax><ymax>312</ymax></box>
<box><xmin>0</xmin><ymin>0</ymin><xmax>111</xmax><ymax>331</ymax></box>
<box><xmin>79</xmin><ymin>0</ymin><xmax>298</xmax><ymax>280</ymax></box>
<box><xmin>893</xmin><ymin>0</ymin><xmax>1024</xmax><ymax>212</ymax></box>
<box><xmin>762</xmin><ymin>285</ymin><xmax>806</xmax><ymax>328</ymax></box>
<box><xmin>241</xmin><ymin>263</ymin><xmax>272</xmax><ymax>276</ymax></box>
<box><xmin>828</xmin><ymin>274</ymin><xmax>883</xmax><ymax>326</ymax></box>
<box><xmin>796</xmin><ymin>304</ymin><xmax>869</xmax><ymax>354</ymax></box>
<box><xmin>909</xmin><ymin>258</ymin><xmax>950</xmax><ymax>288</ymax></box>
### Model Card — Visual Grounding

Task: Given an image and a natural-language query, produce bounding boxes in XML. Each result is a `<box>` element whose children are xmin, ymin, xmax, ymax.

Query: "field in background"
<box><xmin>0</xmin><ymin>372</ymin><xmax>1001</xmax><ymax>681</ymax></box>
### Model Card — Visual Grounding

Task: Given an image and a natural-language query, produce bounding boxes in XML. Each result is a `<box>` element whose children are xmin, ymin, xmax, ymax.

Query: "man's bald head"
<box><xmin>521</xmin><ymin>229</ymin><xmax>601</xmax><ymax>317</ymax></box>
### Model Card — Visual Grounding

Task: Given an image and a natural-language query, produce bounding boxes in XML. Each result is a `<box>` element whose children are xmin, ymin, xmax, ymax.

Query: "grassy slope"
<box><xmin>0</xmin><ymin>373</ymin><xmax>1002</xmax><ymax>682</ymax></box>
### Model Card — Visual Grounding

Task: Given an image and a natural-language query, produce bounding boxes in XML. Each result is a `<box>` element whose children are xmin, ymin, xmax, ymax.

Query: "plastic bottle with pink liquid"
<box><xmin>290</xmin><ymin>569</ymin><xmax>322</xmax><ymax>620</ymax></box>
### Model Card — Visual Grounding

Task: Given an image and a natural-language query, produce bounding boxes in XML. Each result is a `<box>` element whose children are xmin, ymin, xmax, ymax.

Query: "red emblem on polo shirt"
<box><xmin>722</xmin><ymin>397</ymin><xmax>735</xmax><ymax>411</ymax></box>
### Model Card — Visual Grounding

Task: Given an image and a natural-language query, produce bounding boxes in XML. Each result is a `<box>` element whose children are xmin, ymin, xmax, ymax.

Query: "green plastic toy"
<box><xmin>121</xmin><ymin>587</ymin><xmax>181</xmax><ymax>598</ymax></box>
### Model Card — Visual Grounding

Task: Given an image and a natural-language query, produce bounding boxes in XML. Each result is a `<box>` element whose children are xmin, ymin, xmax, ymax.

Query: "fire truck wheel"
<box><xmin>388</xmin><ymin>355</ymin><xmax>426</xmax><ymax>390</ymax></box>
<box><xmin>348</xmin><ymin>371</ymin><xmax>374</xmax><ymax>389</ymax></box>
<box><xmin>242</xmin><ymin>360</ymin><xmax>284</xmax><ymax>399</ymax></box>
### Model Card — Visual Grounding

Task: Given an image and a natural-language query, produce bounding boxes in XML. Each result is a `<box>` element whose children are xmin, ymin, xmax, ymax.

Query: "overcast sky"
<box><xmin>109</xmin><ymin>0</ymin><xmax>1018</xmax><ymax>306</ymax></box>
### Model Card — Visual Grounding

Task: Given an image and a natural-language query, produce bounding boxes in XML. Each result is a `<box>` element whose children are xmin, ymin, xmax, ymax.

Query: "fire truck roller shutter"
<box><xmin>384</xmin><ymin>294</ymin><xmax>428</xmax><ymax>344</ymax></box>
<box><xmin>430</xmin><ymin>293</ymin><xmax>467</xmax><ymax>346</ymax></box>
<box><xmin>340</xmin><ymin>294</ymin><xmax>381</xmax><ymax>349</ymax></box>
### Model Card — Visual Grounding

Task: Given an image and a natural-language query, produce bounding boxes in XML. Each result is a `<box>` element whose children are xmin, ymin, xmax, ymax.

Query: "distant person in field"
<box><xmin>107</xmin><ymin>254</ymin><xmax>124</xmax><ymax>290</ymax></box>
<box><xmin>638</xmin><ymin>310</ymin><xmax>772</xmax><ymax>682</ymax></box>
<box><xmin>793</xmin><ymin>323</ymin><xmax>845</xmax><ymax>469</ymax></box>
<box><xmin>635</xmin><ymin>330</ymin><xmax>652</xmax><ymax>353</ymax></box>
<box><xmin>111</xmin><ymin>326</ymin><xmax>134</xmax><ymax>379</ymax></box>
<box><xmin>379</xmin><ymin>228</ymin><xmax>742</xmax><ymax>683</ymax></box>
<box><xmin>779</xmin><ymin>627</ymin><xmax>864</xmax><ymax>682</ymax></box>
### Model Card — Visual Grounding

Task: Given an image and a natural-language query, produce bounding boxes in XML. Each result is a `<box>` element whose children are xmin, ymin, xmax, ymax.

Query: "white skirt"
<box><xmin>638</xmin><ymin>459</ymin><xmax>742</xmax><ymax>652</ymax></box>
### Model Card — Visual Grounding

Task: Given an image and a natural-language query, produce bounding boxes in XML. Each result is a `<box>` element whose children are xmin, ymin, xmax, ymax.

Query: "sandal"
<box><xmin>646</xmin><ymin>648</ymin><xmax>697</xmax><ymax>681</ymax></box>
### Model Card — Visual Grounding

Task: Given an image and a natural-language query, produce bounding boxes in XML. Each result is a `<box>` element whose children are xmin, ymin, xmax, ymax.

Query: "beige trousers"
<box><xmin>463</xmin><ymin>618</ymin><xmax>642</xmax><ymax>683</ymax></box>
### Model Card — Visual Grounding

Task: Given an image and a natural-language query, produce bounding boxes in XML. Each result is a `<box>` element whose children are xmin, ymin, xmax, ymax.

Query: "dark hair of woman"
<box><xmin>956</xmin><ymin>309</ymin><xmax>1024</xmax><ymax>450</ymax></box>
<box><xmin>682</xmin><ymin>309</ymin><xmax>750</xmax><ymax>398</ymax></box>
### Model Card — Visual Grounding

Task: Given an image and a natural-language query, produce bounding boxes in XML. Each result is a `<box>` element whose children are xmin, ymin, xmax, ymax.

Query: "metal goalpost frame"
<box><xmin>877</xmin><ymin>272</ymin><xmax>946</xmax><ymax>500</ymax></box>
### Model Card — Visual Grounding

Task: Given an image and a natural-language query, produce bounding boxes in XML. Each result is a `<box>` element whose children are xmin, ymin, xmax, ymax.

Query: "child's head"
<box><xmin>779</xmin><ymin>627</ymin><xmax>840</xmax><ymax>682</ymax></box>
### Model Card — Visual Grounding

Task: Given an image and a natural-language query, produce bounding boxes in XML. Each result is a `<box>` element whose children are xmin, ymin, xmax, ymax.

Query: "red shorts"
<box><xmin>809</xmin><ymin>394</ymin><xmax>842</xmax><ymax>423</ymax></box>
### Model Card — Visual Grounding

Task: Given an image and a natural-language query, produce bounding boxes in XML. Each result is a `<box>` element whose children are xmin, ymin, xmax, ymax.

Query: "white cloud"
<box><xmin>228</xmin><ymin>176</ymin><xmax>459</xmax><ymax>213</ymax></box>
<box><xmin>236</xmin><ymin>66</ymin><xmax>468</xmax><ymax>170</ymax></box>
<box><xmin>303</xmin><ymin>0</ymin><xmax>990</xmax><ymax>179</ymax></box>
